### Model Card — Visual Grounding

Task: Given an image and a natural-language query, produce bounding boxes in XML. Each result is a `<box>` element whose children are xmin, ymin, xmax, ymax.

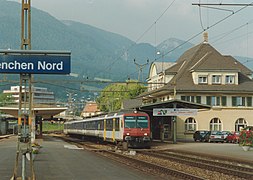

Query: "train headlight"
<box><xmin>144</xmin><ymin>133</ymin><xmax>147</xmax><ymax>136</ymax></box>
<box><xmin>127</xmin><ymin>133</ymin><xmax>130</xmax><ymax>135</ymax></box>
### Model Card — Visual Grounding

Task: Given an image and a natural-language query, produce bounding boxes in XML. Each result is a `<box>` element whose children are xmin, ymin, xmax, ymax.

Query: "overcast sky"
<box><xmin>12</xmin><ymin>0</ymin><xmax>253</xmax><ymax>58</ymax></box>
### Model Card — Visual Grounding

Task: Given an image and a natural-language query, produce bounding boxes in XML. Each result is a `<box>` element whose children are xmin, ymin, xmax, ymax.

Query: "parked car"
<box><xmin>193</xmin><ymin>130</ymin><xmax>210</xmax><ymax>142</ymax></box>
<box><xmin>208</xmin><ymin>131</ymin><xmax>224</xmax><ymax>143</ymax></box>
<box><xmin>221</xmin><ymin>131</ymin><xmax>231</xmax><ymax>140</ymax></box>
<box><xmin>226</xmin><ymin>132</ymin><xmax>240</xmax><ymax>143</ymax></box>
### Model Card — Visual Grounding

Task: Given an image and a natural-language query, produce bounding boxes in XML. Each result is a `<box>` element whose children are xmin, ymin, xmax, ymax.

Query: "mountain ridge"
<box><xmin>1</xmin><ymin>0</ymin><xmax>253</xmax><ymax>100</ymax></box>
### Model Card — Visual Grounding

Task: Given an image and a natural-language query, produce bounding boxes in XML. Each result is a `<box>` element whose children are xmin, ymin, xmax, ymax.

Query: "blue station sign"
<box><xmin>0</xmin><ymin>50</ymin><xmax>71</xmax><ymax>74</ymax></box>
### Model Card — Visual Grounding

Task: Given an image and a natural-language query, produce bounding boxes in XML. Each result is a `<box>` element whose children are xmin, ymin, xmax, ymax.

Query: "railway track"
<box><xmin>168</xmin><ymin>149</ymin><xmax>253</xmax><ymax>167</ymax></box>
<box><xmin>55</xmin><ymin>135</ymin><xmax>249</xmax><ymax>179</ymax></box>
<box><xmin>55</xmin><ymin>135</ymin><xmax>205</xmax><ymax>179</ymax></box>
<box><xmin>97</xmin><ymin>150</ymin><xmax>205</xmax><ymax>180</ymax></box>
<box><xmin>139</xmin><ymin>150</ymin><xmax>253</xmax><ymax>179</ymax></box>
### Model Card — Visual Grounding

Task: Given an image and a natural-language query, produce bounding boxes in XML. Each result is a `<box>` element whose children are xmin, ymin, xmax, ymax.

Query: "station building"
<box><xmin>3</xmin><ymin>86</ymin><xmax>55</xmax><ymax>104</ymax></box>
<box><xmin>0</xmin><ymin>86</ymin><xmax>67</xmax><ymax>137</ymax></box>
<box><xmin>136</xmin><ymin>33</ymin><xmax>253</xmax><ymax>141</ymax></box>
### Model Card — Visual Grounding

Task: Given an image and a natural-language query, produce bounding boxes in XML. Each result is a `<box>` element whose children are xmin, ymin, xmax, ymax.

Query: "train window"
<box><xmin>78</xmin><ymin>122</ymin><xmax>83</xmax><ymax>129</ymax></box>
<box><xmin>115</xmin><ymin>118</ymin><xmax>119</xmax><ymax>131</ymax></box>
<box><xmin>137</xmin><ymin>116</ymin><xmax>149</xmax><ymax>128</ymax></box>
<box><xmin>97</xmin><ymin>121</ymin><xmax>101</xmax><ymax>130</ymax></box>
<box><xmin>124</xmin><ymin>116</ymin><xmax>136</xmax><ymax>128</ymax></box>
<box><xmin>98</xmin><ymin>120</ymin><xmax>104</xmax><ymax>130</ymax></box>
<box><xmin>106</xmin><ymin>119</ymin><xmax>113</xmax><ymax>131</ymax></box>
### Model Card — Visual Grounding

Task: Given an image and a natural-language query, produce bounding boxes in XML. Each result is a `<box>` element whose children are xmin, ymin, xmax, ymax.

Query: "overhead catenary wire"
<box><xmin>120</xmin><ymin>1</ymin><xmax>253</xmax><ymax>80</ymax></box>
<box><xmin>94</xmin><ymin>0</ymin><xmax>176</xmax><ymax>79</ymax></box>
<box><xmin>151</xmin><ymin>1</ymin><xmax>253</xmax><ymax>64</ymax></box>
<box><xmin>210</xmin><ymin>22</ymin><xmax>252</xmax><ymax>43</ymax></box>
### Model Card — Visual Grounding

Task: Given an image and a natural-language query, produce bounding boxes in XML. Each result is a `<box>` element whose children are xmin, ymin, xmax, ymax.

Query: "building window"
<box><xmin>185</xmin><ymin>117</ymin><xmax>196</xmax><ymax>131</ymax></box>
<box><xmin>212</xmin><ymin>75</ymin><xmax>221</xmax><ymax>84</ymax></box>
<box><xmin>235</xmin><ymin>118</ymin><xmax>247</xmax><ymax>131</ymax></box>
<box><xmin>247</xmin><ymin>97</ymin><xmax>252</xmax><ymax>107</ymax></box>
<box><xmin>181</xmin><ymin>96</ymin><xmax>194</xmax><ymax>102</ymax></box>
<box><xmin>232</xmin><ymin>97</ymin><xmax>245</xmax><ymax>106</ymax></box>
<box><xmin>196</xmin><ymin>96</ymin><xmax>201</xmax><ymax>104</ymax></box>
<box><xmin>209</xmin><ymin>118</ymin><xmax>222</xmax><ymax>131</ymax></box>
<box><xmin>206</xmin><ymin>96</ymin><xmax>220</xmax><ymax>106</ymax></box>
<box><xmin>198</xmin><ymin>76</ymin><xmax>208</xmax><ymax>84</ymax></box>
<box><xmin>225</xmin><ymin>75</ymin><xmax>235</xmax><ymax>84</ymax></box>
<box><xmin>221</xmin><ymin>96</ymin><xmax>227</xmax><ymax>106</ymax></box>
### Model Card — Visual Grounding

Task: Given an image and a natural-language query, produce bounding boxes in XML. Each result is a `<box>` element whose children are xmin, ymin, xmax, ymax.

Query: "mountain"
<box><xmin>156</xmin><ymin>38</ymin><xmax>194</xmax><ymax>61</ymax></box>
<box><xmin>0</xmin><ymin>0</ymin><xmax>157</xmax><ymax>81</ymax></box>
<box><xmin>1</xmin><ymin>0</ymin><xmax>252</xmax><ymax>100</ymax></box>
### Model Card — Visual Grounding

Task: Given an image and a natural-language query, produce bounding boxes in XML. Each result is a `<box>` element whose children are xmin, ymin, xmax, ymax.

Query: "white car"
<box><xmin>208</xmin><ymin>131</ymin><xmax>225</xmax><ymax>143</ymax></box>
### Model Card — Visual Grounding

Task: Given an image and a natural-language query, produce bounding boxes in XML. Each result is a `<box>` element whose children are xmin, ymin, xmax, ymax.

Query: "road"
<box><xmin>0</xmin><ymin>136</ymin><xmax>158</xmax><ymax>180</ymax></box>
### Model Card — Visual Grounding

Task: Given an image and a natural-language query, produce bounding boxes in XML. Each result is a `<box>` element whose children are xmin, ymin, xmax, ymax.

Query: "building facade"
<box><xmin>3</xmin><ymin>86</ymin><xmax>55</xmax><ymax>105</ymax></box>
<box><xmin>81</xmin><ymin>101</ymin><xmax>102</xmax><ymax>118</ymax></box>
<box><xmin>141</xmin><ymin>35</ymin><xmax>253</xmax><ymax>140</ymax></box>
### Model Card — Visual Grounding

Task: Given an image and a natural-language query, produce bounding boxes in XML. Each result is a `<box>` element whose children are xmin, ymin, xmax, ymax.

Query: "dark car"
<box><xmin>193</xmin><ymin>130</ymin><xmax>210</xmax><ymax>142</ymax></box>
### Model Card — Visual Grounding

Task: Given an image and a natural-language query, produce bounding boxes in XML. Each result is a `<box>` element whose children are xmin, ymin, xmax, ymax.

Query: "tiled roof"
<box><xmin>82</xmin><ymin>102</ymin><xmax>100</xmax><ymax>113</ymax></box>
<box><xmin>146</xmin><ymin>42</ymin><xmax>253</xmax><ymax>94</ymax></box>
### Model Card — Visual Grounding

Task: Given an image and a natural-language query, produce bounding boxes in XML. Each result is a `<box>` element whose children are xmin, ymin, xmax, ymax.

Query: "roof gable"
<box><xmin>82</xmin><ymin>102</ymin><xmax>100</xmax><ymax>113</ymax></box>
<box><xmin>160</xmin><ymin>42</ymin><xmax>253</xmax><ymax>92</ymax></box>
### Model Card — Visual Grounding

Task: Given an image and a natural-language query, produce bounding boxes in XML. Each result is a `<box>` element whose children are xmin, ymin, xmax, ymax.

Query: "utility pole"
<box><xmin>134</xmin><ymin>59</ymin><xmax>149</xmax><ymax>82</ymax></box>
<box><xmin>12</xmin><ymin>0</ymin><xmax>35</xmax><ymax>179</ymax></box>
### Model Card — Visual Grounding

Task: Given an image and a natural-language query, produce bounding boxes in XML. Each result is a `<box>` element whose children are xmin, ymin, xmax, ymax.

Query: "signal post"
<box><xmin>0</xmin><ymin>1</ymin><xmax>71</xmax><ymax>180</ymax></box>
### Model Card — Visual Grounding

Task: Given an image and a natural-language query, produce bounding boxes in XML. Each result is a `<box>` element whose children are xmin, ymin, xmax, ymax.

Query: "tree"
<box><xmin>97</xmin><ymin>80</ymin><xmax>146</xmax><ymax>112</ymax></box>
<box><xmin>0</xmin><ymin>93</ymin><xmax>14</xmax><ymax>106</ymax></box>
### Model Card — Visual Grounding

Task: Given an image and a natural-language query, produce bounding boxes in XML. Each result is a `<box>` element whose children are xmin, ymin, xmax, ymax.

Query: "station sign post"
<box><xmin>1</xmin><ymin>50</ymin><xmax>71</xmax><ymax>180</ymax></box>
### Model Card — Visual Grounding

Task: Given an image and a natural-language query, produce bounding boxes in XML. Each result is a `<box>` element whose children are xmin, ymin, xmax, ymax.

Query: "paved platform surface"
<box><xmin>1</xmin><ymin>135</ymin><xmax>252</xmax><ymax>180</ymax></box>
<box><xmin>0</xmin><ymin>135</ymin><xmax>158</xmax><ymax>180</ymax></box>
<box><xmin>151</xmin><ymin>140</ymin><xmax>253</xmax><ymax>163</ymax></box>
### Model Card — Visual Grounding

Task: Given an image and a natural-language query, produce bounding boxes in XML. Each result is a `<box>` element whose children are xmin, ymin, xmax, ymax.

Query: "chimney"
<box><xmin>203</xmin><ymin>32</ymin><xmax>208</xmax><ymax>43</ymax></box>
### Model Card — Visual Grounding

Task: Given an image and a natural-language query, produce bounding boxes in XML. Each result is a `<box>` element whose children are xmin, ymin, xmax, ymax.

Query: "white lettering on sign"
<box><xmin>0</xmin><ymin>61</ymin><xmax>34</xmax><ymax>70</ymax></box>
<box><xmin>38</xmin><ymin>61</ymin><xmax>63</xmax><ymax>70</ymax></box>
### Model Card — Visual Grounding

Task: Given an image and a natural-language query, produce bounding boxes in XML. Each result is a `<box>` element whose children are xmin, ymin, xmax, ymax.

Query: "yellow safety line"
<box><xmin>112</xmin><ymin>118</ymin><xmax>115</xmax><ymax>142</ymax></box>
<box><xmin>103</xmin><ymin>119</ymin><xmax>106</xmax><ymax>141</ymax></box>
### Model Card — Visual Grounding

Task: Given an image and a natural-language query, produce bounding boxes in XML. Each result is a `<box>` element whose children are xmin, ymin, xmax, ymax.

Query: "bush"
<box><xmin>239</xmin><ymin>127</ymin><xmax>253</xmax><ymax>147</ymax></box>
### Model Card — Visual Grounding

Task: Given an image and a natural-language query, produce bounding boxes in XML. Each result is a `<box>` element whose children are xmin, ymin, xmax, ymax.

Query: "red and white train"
<box><xmin>64</xmin><ymin>110</ymin><xmax>151</xmax><ymax>148</ymax></box>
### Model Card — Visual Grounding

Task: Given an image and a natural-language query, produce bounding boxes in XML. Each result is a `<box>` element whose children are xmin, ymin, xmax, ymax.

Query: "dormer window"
<box><xmin>212</xmin><ymin>75</ymin><xmax>221</xmax><ymax>84</ymax></box>
<box><xmin>225</xmin><ymin>75</ymin><xmax>235</xmax><ymax>84</ymax></box>
<box><xmin>198</xmin><ymin>75</ymin><xmax>208</xmax><ymax>84</ymax></box>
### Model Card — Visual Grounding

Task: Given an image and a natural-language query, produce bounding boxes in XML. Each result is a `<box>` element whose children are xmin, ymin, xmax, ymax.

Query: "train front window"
<box><xmin>124</xmin><ymin>116</ymin><xmax>148</xmax><ymax>128</ymax></box>
<box><xmin>124</xmin><ymin>116</ymin><xmax>136</xmax><ymax>128</ymax></box>
<box><xmin>137</xmin><ymin>116</ymin><xmax>148</xmax><ymax>128</ymax></box>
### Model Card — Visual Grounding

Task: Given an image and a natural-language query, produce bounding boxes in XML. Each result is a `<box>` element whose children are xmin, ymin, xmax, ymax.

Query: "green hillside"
<box><xmin>0</xmin><ymin>0</ymin><xmax>156</xmax><ymax>82</ymax></box>
<box><xmin>1</xmin><ymin>0</ymin><xmax>252</xmax><ymax>101</ymax></box>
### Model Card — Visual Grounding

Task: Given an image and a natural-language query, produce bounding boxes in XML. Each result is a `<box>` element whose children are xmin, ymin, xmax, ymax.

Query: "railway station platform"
<box><xmin>150</xmin><ymin>140</ymin><xmax>253</xmax><ymax>163</ymax></box>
